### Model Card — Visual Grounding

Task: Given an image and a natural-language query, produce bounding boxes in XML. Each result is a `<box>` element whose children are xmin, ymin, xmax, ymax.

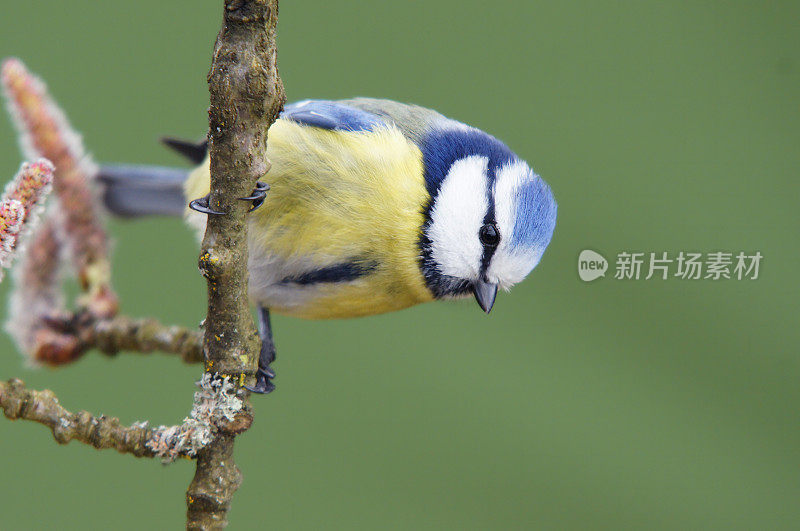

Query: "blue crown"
<box><xmin>420</xmin><ymin>127</ymin><xmax>516</xmax><ymax>198</ymax></box>
<box><xmin>511</xmin><ymin>173</ymin><xmax>557</xmax><ymax>253</ymax></box>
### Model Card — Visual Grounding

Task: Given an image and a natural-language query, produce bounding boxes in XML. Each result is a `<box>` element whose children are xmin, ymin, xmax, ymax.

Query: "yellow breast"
<box><xmin>184</xmin><ymin>119</ymin><xmax>435</xmax><ymax>318</ymax></box>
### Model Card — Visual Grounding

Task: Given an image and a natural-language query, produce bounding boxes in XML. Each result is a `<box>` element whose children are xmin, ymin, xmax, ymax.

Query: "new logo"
<box><xmin>578</xmin><ymin>250</ymin><xmax>608</xmax><ymax>282</ymax></box>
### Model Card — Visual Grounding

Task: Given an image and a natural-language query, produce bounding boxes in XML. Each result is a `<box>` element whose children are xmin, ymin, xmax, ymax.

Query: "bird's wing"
<box><xmin>280</xmin><ymin>100</ymin><xmax>388</xmax><ymax>132</ymax></box>
<box><xmin>281</xmin><ymin>98</ymin><xmax>464</xmax><ymax>146</ymax></box>
<box><xmin>337</xmin><ymin>98</ymin><xmax>457</xmax><ymax>145</ymax></box>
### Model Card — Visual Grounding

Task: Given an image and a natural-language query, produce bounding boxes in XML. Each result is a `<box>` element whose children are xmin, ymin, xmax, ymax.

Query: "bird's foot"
<box><xmin>246</xmin><ymin>366</ymin><xmax>276</xmax><ymax>394</ymax></box>
<box><xmin>189</xmin><ymin>194</ymin><xmax>225</xmax><ymax>216</ymax></box>
<box><xmin>246</xmin><ymin>332</ymin><xmax>277</xmax><ymax>394</ymax></box>
<box><xmin>248</xmin><ymin>306</ymin><xmax>277</xmax><ymax>395</ymax></box>
<box><xmin>238</xmin><ymin>181</ymin><xmax>270</xmax><ymax>212</ymax></box>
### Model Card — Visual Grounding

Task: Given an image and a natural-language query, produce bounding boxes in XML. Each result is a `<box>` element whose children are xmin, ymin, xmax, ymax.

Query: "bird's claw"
<box><xmin>246</xmin><ymin>367</ymin><xmax>276</xmax><ymax>394</ymax></box>
<box><xmin>190</xmin><ymin>182</ymin><xmax>268</xmax><ymax>215</ymax></box>
<box><xmin>189</xmin><ymin>195</ymin><xmax>225</xmax><ymax>216</ymax></box>
<box><xmin>238</xmin><ymin>181</ymin><xmax>270</xmax><ymax>212</ymax></box>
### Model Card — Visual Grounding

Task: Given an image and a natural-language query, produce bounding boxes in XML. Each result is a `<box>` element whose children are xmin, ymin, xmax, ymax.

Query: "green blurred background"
<box><xmin>1</xmin><ymin>1</ymin><xmax>798</xmax><ymax>529</ymax></box>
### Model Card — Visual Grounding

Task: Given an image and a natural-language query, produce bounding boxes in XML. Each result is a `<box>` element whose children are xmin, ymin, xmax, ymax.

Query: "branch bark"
<box><xmin>186</xmin><ymin>1</ymin><xmax>285</xmax><ymax>528</ymax></box>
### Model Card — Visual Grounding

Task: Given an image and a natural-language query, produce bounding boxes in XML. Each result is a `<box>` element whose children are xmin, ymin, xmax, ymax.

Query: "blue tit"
<box><xmin>99</xmin><ymin>98</ymin><xmax>557</xmax><ymax>392</ymax></box>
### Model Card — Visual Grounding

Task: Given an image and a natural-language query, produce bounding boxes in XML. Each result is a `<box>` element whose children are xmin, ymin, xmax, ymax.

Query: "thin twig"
<box><xmin>91</xmin><ymin>315</ymin><xmax>204</xmax><ymax>363</ymax></box>
<box><xmin>19</xmin><ymin>311</ymin><xmax>203</xmax><ymax>366</ymax></box>
<box><xmin>0</xmin><ymin>376</ymin><xmax>249</xmax><ymax>462</ymax></box>
<box><xmin>0</xmin><ymin>378</ymin><xmax>156</xmax><ymax>457</ymax></box>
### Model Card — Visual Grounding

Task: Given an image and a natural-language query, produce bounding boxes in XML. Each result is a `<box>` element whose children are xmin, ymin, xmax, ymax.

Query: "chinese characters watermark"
<box><xmin>579</xmin><ymin>250</ymin><xmax>762</xmax><ymax>282</ymax></box>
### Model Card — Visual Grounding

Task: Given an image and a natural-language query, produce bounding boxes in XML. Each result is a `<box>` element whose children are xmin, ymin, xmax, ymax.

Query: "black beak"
<box><xmin>473</xmin><ymin>280</ymin><xmax>498</xmax><ymax>314</ymax></box>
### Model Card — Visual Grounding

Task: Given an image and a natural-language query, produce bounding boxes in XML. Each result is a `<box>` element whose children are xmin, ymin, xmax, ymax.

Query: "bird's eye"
<box><xmin>479</xmin><ymin>223</ymin><xmax>500</xmax><ymax>247</ymax></box>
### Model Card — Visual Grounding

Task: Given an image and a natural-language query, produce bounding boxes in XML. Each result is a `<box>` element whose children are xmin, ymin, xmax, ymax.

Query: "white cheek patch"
<box><xmin>489</xmin><ymin>160</ymin><xmax>542</xmax><ymax>287</ymax></box>
<box><xmin>427</xmin><ymin>156</ymin><xmax>489</xmax><ymax>280</ymax></box>
<box><xmin>489</xmin><ymin>247</ymin><xmax>545</xmax><ymax>290</ymax></box>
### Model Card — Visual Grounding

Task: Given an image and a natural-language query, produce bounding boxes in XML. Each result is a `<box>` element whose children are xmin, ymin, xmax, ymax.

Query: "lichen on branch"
<box><xmin>147</xmin><ymin>374</ymin><xmax>247</xmax><ymax>463</ymax></box>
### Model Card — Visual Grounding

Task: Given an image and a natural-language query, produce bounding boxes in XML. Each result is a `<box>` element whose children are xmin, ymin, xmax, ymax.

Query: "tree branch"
<box><xmin>91</xmin><ymin>316</ymin><xmax>204</xmax><ymax>363</ymax></box>
<box><xmin>0</xmin><ymin>378</ymin><xmax>156</xmax><ymax>457</ymax></box>
<box><xmin>2</xmin><ymin>0</ymin><xmax>286</xmax><ymax>524</ymax></box>
<box><xmin>186</xmin><ymin>1</ymin><xmax>285</xmax><ymax>528</ymax></box>
<box><xmin>0</xmin><ymin>375</ymin><xmax>249</xmax><ymax>462</ymax></box>
<box><xmin>30</xmin><ymin>312</ymin><xmax>203</xmax><ymax>365</ymax></box>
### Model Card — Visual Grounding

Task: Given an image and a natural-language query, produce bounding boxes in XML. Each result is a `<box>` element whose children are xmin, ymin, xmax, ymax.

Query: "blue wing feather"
<box><xmin>281</xmin><ymin>100</ymin><xmax>385</xmax><ymax>132</ymax></box>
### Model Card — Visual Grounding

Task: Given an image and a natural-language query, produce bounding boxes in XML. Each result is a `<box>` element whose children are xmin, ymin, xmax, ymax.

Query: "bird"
<box><xmin>98</xmin><ymin>98</ymin><xmax>557</xmax><ymax>393</ymax></box>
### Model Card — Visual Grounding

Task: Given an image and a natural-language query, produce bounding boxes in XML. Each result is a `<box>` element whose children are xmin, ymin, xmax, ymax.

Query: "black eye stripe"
<box><xmin>478</xmin><ymin>167</ymin><xmax>500</xmax><ymax>277</ymax></box>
